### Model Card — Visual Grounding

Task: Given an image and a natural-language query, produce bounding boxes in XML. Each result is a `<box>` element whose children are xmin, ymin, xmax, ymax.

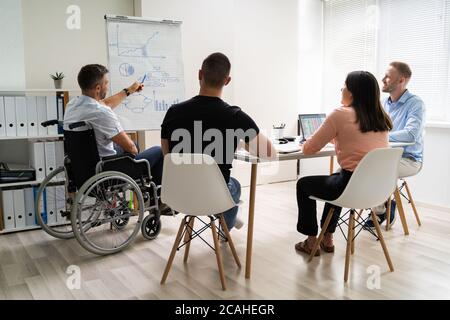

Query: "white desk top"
<box><xmin>234</xmin><ymin>141</ymin><xmax>413</xmax><ymax>164</ymax></box>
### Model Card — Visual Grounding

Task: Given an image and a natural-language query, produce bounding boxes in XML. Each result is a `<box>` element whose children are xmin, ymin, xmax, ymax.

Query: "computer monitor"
<box><xmin>298</xmin><ymin>113</ymin><xmax>326</xmax><ymax>141</ymax></box>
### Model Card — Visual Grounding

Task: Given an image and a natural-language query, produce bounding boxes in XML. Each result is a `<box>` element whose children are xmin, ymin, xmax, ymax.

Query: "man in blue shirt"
<box><xmin>366</xmin><ymin>61</ymin><xmax>425</xmax><ymax>229</ymax></box>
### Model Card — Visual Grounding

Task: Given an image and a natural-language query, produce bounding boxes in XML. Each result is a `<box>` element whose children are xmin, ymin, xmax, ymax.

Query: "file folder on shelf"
<box><xmin>29</xmin><ymin>142</ymin><xmax>45</xmax><ymax>181</ymax></box>
<box><xmin>55</xmin><ymin>185</ymin><xmax>67</xmax><ymax>224</ymax></box>
<box><xmin>36</xmin><ymin>96</ymin><xmax>48</xmax><ymax>136</ymax></box>
<box><xmin>33</xmin><ymin>186</ymin><xmax>46</xmax><ymax>225</ymax></box>
<box><xmin>55</xmin><ymin>141</ymin><xmax>65</xmax><ymax>180</ymax></box>
<box><xmin>15</xmin><ymin>96</ymin><xmax>28</xmax><ymax>136</ymax></box>
<box><xmin>13</xmin><ymin>189</ymin><xmax>26</xmax><ymax>229</ymax></box>
<box><xmin>1</xmin><ymin>190</ymin><xmax>15</xmax><ymax>230</ymax></box>
<box><xmin>24</xmin><ymin>187</ymin><xmax>36</xmax><ymax>227</ymax></box>
<box><xmin>0</xmin><ymin>97</ymin><xmax>6</xmax><ymax>137</ymax></box>
<box><xmin>44</xmin><ymin>141</ymin><xmax>56</xmax><ymax>179</ymax></box>
<box><xmin>26</xmin><ymin>96</ymin><xmax>38</xmax><ymax>136</ymax></box>
<box><xmin>45</xmin><ymin>186</ymin><xmax>57</xmax><ymax>226</ymax></box>
<box><xmin>4</xmin><ymin>96</ymin><xmax>16</xmax><ymax>137</ymax></box>
<box><xmin>46</xmin><ymin>95</ymin><xmax>58</xmax><ymax>135</ymax></box>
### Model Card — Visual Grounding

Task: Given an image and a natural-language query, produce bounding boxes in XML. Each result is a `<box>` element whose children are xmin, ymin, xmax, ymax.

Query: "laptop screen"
<box><xmin>298</xmin><ymin>113</ymin><xmax>326</xmax><ymax>140</ymax></box>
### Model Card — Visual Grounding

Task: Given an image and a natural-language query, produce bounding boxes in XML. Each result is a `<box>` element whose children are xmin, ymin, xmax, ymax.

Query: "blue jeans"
<box><xmin>114</xmin><ymin>143</ymin><xmax>164</xmax><ymax>185</ymax></box>
<box><xmin>135</xmin><ymin>146</ymin><xmax>164</xmax><ymax>185</ymax></box>
<box><xmin>222</xmin><ymin>177</ymin><xmax>241</xmax><ymax>230</ymax></box>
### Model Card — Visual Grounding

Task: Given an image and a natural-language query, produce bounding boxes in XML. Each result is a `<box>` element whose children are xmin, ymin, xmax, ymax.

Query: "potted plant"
<box><xmin>50</xmin><ymin>72</ymin><xmax>65</xmax><ymax>89</ymax></box>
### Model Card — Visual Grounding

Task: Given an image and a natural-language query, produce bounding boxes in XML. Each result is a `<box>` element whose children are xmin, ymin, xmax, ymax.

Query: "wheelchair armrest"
<box><xmin>41</xmin><ymin>119</ymin><xmax>60</xmax><ymax>127</ymax></box>
<box><xmin>68</xmin><ymin>121</ymin><xmax>88</xmax><ymax>130</ymax></box>
<box><xmin>102</xmin><ymin>152</ymin><xmax>136</xmax><ymax>161</ymax></box>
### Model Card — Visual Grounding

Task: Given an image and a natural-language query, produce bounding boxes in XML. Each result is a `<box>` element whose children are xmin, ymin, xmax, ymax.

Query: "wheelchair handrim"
<box><xmin>71</xmin><ymin>171</ymin><xmax>145</xmax><ymax>255</ymax></box>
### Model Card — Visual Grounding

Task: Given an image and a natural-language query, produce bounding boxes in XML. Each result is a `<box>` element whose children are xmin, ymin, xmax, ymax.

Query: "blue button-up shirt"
<box><xmin>384</xmin><ymin>90</ymin><xmax>425</xmax><ymax>162</ymax></box>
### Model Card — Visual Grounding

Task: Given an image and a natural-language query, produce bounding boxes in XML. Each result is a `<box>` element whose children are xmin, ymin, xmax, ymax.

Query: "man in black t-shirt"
<box><xmin>161</xmin><ymin>52</ymin><xmax>275</xmax><ymax>230</ymax></box>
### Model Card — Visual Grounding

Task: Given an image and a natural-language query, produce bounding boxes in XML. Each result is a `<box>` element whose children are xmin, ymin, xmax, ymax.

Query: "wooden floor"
<box><xmin>1</xmin><ymin>180</ymin><xmax>450</xmax><ymax>300</ymax></box>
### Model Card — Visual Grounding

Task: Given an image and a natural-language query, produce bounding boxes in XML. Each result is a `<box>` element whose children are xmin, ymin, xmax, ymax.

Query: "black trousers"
<box><xmin>296</xmin><ymin>169</ymin><xmax>353</xmax><ymax>236</ymax></box>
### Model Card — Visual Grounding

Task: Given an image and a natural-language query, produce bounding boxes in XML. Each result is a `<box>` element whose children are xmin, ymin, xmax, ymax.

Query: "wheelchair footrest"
<box><xmin>159</xmin><ymin>204</ymin><xmax>179</xmax><ymax>216</ymax></box>
<box><xmin>61</xmin><ymin>210</ymin><xmax>71</xmax><ymax>218</ymax></box>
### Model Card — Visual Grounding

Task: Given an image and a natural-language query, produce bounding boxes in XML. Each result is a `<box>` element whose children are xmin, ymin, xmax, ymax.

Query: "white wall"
<box><xmin>298</xmin><ymin>0</ymin><xmax>323</xmax><ymax>114</ymax></box>
<box><xmin>139</xmin><ymin>0</ymin><xmax>300</xmax><ymax>185</ymax></box>
<box><xmin>407</xmin><ymin>127</ymin><xmax>450</xmax><ymax>209</ymax></box>
<box><xmin>0</xmin><ymin>0</ymin><xmax>26</xmax><ymax>89</ymax></box>
<box><xmin>21</xmin><ymin>0</ymin><xmax>134</xmax><ymax>89</ymax></box>
<box><xmin>296</xmin><ymin>0</ymin><xmax>335</xmax><ymax>178</ymax></box>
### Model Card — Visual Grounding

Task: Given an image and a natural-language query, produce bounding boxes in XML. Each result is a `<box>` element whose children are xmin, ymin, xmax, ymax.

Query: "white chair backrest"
<box><xmin>161</xmin><ymin>153</ymin><xmax>236</xmax><ymax>216</ymax></box>
<box><xmin>332</xmin><ymin>148</ymin><xmax>403</xmax><ymax>209</ymax></box>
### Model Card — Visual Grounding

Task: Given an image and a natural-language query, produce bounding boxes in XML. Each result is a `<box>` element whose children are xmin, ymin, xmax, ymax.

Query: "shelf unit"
<box><xmin>0</xmin><ymin>134</ymin><xmax>63</xmax><ymax>141</ymax></box>
<box><xmin>0</xmin><ymin>225</ymin><xmax>41</xmax><ymax>234</ymax></box>
<box><xmin>0</xmin><ymin>88</ymin><xmax>79</xmax><ymax>94</ymax></box>
<box><xmin>0</xmin><ymin>178</ymin><xmax>65</xmax><ymax>189</ymax></box>
<box><xmin>0</xmin><ymin>90</ymin><xmax>70</xmax><ymax>234</ymax></box>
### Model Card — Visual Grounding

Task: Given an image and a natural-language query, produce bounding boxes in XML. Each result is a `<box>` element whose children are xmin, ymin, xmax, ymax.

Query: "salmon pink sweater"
<box><xmin>302</xmin><ymin>106</ymin><xmax>389</xmax><ymax>171</ymax></box>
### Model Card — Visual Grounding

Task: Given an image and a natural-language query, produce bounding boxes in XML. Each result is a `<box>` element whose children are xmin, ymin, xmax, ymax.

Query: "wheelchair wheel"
<box><xmin>111</xmin><ymin>211</ymin><xmax>130</xmax><ymax>230</ymax></box>
<box><xmin>35</xmin><ymin>166</ymin><xmax>75</xmax><ymax>239</ymax></box>
<box><xmin>141</xmin><ymin>210</ymin><xmax>161</xmax><ymax>240</ymax></box>
<box><xmin>71</xmin><ymin>171</ymin><xmax>144</xmax><ymax>255</ymax></box>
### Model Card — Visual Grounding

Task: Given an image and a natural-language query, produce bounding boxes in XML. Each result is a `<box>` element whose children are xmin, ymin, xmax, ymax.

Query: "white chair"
<box><xmin>388</xmin><ymin>133</ymin><xmax>425</xmax><ymax>233</ymax></box>
<box><xmin>160</xmin><ymin>153</ymin><xmax>241</xmax><ymax>290</ymax></box>
<box><xmin>308</xmin><ymin>147</ymin><xmax>403</xmax><ymax>282</ymax></box>
<box><xmin>386</xmin><ymin>162</ymin><xmax>423</xmax><ymax>233</ymax></box>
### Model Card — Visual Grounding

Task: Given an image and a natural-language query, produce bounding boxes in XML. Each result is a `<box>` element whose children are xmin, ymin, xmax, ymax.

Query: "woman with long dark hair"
<box><xmin>295</xmin><ymin>71</ymin><xmax>393</xmax><ymax>256</ymax></box>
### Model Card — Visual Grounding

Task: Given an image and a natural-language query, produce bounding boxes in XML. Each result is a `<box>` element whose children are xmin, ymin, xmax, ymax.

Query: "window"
<box><xmin>323</xmin><ymin>0</ymin><xmax>378</xmax><ymax>109</ymax></box>
<box><xmin>322</xmin><ymin>0</ymin><xmax>450</xmax><ymax>121</ymax></box>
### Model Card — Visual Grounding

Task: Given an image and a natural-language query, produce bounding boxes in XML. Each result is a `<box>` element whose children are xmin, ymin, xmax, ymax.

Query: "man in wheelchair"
<box><xmin>64</xmin><ymin>64</ymin><xmax>163</xmax><ymax>185</ymax></box>
<box><xmin>63</xmin><ymin>64</ymin><xmax>174</xmax><ymax>212</ymax></box>
<box><xmin>33</xmin><ymin>64</ymin><xmax>173</xmax><ymax>255</ymax></box>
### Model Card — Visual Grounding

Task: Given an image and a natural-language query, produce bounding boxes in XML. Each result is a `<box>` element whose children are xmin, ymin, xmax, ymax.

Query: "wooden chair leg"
<box><xmin>394</xmin><ymin>187</ymin><xmax>409</xmax><ymax>235</ymax></box>
<box><xmin>371</xmin><ymin>211</ymin><xmax>394</xmax><ymax>272</ymax></box>
<box><xmin>219</xmin><ymin>215</ymin><xmax>241</xmax><ymax>268</ymax></box>
<box><xmin>308</xmin><ymin>207</ymin><xmax>334</xmax><ymax>262</ymax></box>
<box><xmin>355</xmin><ymin>209</ymin><xmax>363</xmax><ymax>225</ymax></box>
<box><xmin>351</xmin><ymin>211</ymin><xmax>358</xmax><ymax>255</ymax></box>
<box><xmin>161</xmin><ymin>216</ymin><xmax>187</xmax><ymax>285</ymax></box>
<box><xmin>344</xmin><ymin>210</ymin><xmax>355</xmax><ymax>282</ymax></box>
<box><xmin>385</xmin><ymin>196</ymin><xmax>392</xmax><ymax>231</ymax></box>
<box><xmin>211</xmin><ymin>216</ymin><xmax>227</xmax><ymax>290</ymax></box>
<box><xmin>183</xmin><ymin>216</ymin><xmax>195</xmax><ymax>263</ymax></box>
<box><xmin>403</xmin><ymin>180</ymin><xmax>422</xmax><ymax>226</ymax></box>
<box><xmin>352</xmin><ymin>209</ymin><xmax>364</xmax><ymax>255</ymax></box>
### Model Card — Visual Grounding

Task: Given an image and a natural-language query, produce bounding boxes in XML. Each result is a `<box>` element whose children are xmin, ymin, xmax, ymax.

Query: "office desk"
<box><xmin>235</xmin><ymin>142</ymin><xmax>412</xmax><ymax>279</ymax></box>
<box><xmin>235</xmin><ymin>146</ymin><xmax>335</xmax><ymax>279</ymax></box>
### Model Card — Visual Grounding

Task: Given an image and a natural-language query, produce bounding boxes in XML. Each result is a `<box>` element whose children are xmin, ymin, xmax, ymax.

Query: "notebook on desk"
<box><xmin>274</xmin><ymin>143</ymin><xmax>302</xmax><ymax>154</ymax></box>
<box><xmin>236</xmin><ymin>144</ymin><xmax>301</xmax><ymax>155</ymax></box>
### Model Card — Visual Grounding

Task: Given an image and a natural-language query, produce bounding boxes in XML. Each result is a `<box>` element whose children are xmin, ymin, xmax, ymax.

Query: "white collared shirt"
<box><xmin>63</xmin><ymin>95</ymin><xmax>123</xmax><ymax>157</ymax></box>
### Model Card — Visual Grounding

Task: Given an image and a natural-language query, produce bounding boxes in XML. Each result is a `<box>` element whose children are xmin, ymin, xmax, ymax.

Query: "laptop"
<box><xmin>298</xmin><ymin>113</ymin><xmax>326</xmax><ymax>142</ymax></box>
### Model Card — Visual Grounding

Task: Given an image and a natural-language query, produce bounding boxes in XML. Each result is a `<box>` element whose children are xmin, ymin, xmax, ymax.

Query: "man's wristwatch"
<box><xmin>123</xmin><ymin>88</ymin><xmax>131</xmax><ymax>96</ymax></box>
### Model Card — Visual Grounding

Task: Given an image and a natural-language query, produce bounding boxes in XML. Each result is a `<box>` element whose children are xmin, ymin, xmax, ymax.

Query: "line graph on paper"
<box><xmin>106</xmin><ymin>18</ymin><xmax>184</xmax><ymax>130</ymax></box>
<box><xmin>109</xmin><ymin>24</ymin><xmax>165</xmax><ymax>59</ymax></box>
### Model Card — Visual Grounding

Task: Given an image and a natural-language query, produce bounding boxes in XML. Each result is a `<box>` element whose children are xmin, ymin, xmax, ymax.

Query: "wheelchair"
<box><xmin>35</xmin><ymin>120</ymin><xmax>166</xmax><ymax>255</ymax></box>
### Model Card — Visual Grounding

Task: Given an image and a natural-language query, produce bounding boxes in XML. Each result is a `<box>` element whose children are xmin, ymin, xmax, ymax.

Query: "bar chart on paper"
<box><xmin>105</xmin><ymin>15</ymin><xmax>185</xmax><ymax>130</ymax></box>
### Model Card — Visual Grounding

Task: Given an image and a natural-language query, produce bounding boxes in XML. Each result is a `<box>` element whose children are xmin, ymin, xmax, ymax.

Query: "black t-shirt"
<box><xmin>161</xmin><ymin>95</ymin><xmax>260</xmax><ymax>183</ymax></box>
